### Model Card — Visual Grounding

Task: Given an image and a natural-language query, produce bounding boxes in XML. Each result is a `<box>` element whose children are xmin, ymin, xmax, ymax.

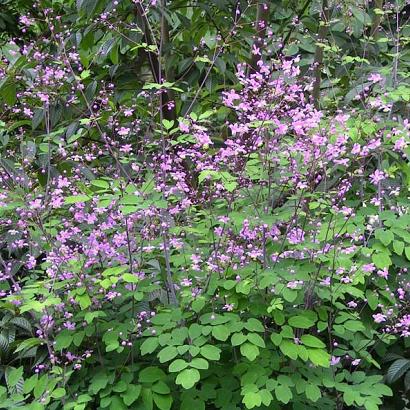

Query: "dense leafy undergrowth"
<box><xmin>1</xmin><ymin>1</ymin><xmax>410</xmax><ymax>409</ymax></box>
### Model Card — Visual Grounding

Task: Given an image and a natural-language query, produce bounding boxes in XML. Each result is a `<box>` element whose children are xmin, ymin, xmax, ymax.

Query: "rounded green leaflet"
<box><xmin>169</xmin><ymin>359</ymin><xmax>189</xmax><ymax>372</ymax></box>
<box><xmin>231</xmin><ymin>332</ymin><xmax>247</xmax><ymax>346</ymax></box>
<box><xmin>305</xmin><ymin>384</ymin><xmax>321</xmax><ymax>402</ymax></box>
<box><xmin>139</xmin><ymin>367</ymin><xmax>166</xmax><ymax>383</ymax></box>
<box><xmin>158</xmin><ymin>346</ymin><xmax>178</xmax><ymax>363</ymax></box>
<box><xmin>200</xmin><ymin>344</ymin><xmax>221</xmax><ymax>360</ymax></box>
<box><xmin>242</xmin><ymin>392</ymin><xmax>262</xmax><ymax>409</ymax></box>
<box><xmin>300</xmin><ymin>335</ymin><xmax>325</xmax><ymax>348</ymax></box>
<box><xmin>247</xmin><ymin>333</ymin><xmax>265</xmax><ymax>348</ymax></box>
<box><xmin>212</xmin><ymin>325</ymin><xmax>230</xmax><ymax>341</ymax></box>
<box><xmin>240</xmin><ymin>343</ymin><xmax>260</xmax><ymax>361</ymax></box>
<box><xmin>288</xmin><ymin>315</ymin><xmax>315</xmax><ymax>329</ymax></box>
<box><xmin>175</xmin><ymin>368</ymin><xmax>200</xmax><ymax>389</ymax></box>
<box><xmin>189</xmin><ymin>358</ymin><xmax>209</xmax><ymax>370</ymax></box>
<box><xmin>275</xmin><ymin>385</ymin><xmax>292</xmax><ymax>404</ymax></box>
<box><xmin>122</xmin><ymin>385</ymin><xmax>142</xmax><ymax>406</ymax></box>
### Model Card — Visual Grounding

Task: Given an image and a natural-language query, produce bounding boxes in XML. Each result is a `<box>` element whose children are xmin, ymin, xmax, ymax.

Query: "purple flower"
<box><xmin>368</xmin><ymin>73</ymin><xmax>382</xmax><ymax>83</ymax></box>
<box><xmin>377</xmin><ymin>268</ymin><xmax>388</xmax><ymax>279</ymax></box>
<box><xmin>20</xmin><ymin>15</ymin><xmax>33</xmax><ymax>26</ymax></box>
<box><xmin>369</xmin><ymin>170</ymin><xmax>386</xmax><ymax>185</ymax></box>
<box><xmin>179</xmin><ymin>121</ymin><xmax>190</xmax><ymax>133</ymax></box>
<box><xmin>64</xmin><ymin>321</ymin><xmax>76</xmax><ymax>330</ymax></box>
<box><xmin>330</xmin><ymin>356</ymin><xmax>341</xmax><ymax>366</ymax></box>
<box><xmin>118</xmin><ymin>127</ymin><xmax>130</xmax><ymax>136</ymax></box>
<box><xmin>180</xmin><ymin>278</ymin><xmax>192</xmax><ymax>287</ymax></box>
<box><xmin>287</xmin><ymin>228</ymin><xmax>305</xmax><ymax>245</ymax></box>
<box><xmin>26</xmin><ymin>255</ymin><xmax>37</xmax><ymax>269</ymax></box>
<box><xmin>373</xmin><ymin>313</ymin><xmax>387</xmax><ymax>324</ymax></box>
<box><xmin>362</xmin><ymin>263</ymin><xmax>375</xmax><ymax>273</ymax></box>
<box><xmin>223</xmin><ymin>303</ymin><xmax>234</xmax><ymax>311</ymax></box>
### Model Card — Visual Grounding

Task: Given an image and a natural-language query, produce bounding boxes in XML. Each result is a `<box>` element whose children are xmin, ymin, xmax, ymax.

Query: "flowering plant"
<box><xmin>0</xmin><ymin>1</ymin><xmax>410</xmax><ymax>409</ymax></box>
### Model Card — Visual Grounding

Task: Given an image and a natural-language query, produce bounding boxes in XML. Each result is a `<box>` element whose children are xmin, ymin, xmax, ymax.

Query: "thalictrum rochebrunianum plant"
<box><xmin>0</xmin><ymin>0</ymin><xmax>410</xmax><ymax>409</ymax></box>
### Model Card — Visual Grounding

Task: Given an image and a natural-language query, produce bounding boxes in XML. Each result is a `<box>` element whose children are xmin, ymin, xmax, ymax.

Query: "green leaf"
<box><xmin>175</xmin><ymin>369</ymin><xmax>200</xmax><ymax>389</ymax></box>
<box><xmin>77</xmin><ymin>293</ymin><xmax>91</xmax><ymax>309</ymax></box>
<box><xmin>0</xmin><ymin>82</ymin><xmax>17</xmax><ymax>106</ymax></box>
<box><xmin>300</xmin><ymin>335</ymin><xmax>325</xmax><ymax>348</ymax></box>
<box><xmin>141</xmin><ymin>338</ymin><xmax>159</xmax><ymax>355</ymax></box>
<box><xmin>305</xmin><ymin>384</ymin><xmax>321</xmax><ymax>402</ymax></box>
<box><xmin>259</xmin><ymin>389</ymin><xmax>274</xmax><ymax>406</ymax></box>
<box><xmin>33</xmin><ymin>375</ymin><xmax>48</xmax><ymax>399</ymax></box>
<box><xmin>77</xmin><ymin>393</ymin><xmax>93</xmax><ymax>403</ymax></box>
<box><xmin>14</xmin><ymin>338</ymin><xmax>42</xmax><ymax>353</ymax></box>
<box><xmin>275</xmin><ymin>385</ymin><xmax>292</xmax><ymax>404</ymax></box>
<box><xmin>102</xmin><ymin>266</ymin><xmax>128</xmax><ymax>277</ymax></box>
<box><xmin>351</xmin><ymin>6</ymin><xmax>371</xmax><ymax>25</ymax></box>
<box><xmin>212</xmin><ymin>325</ymin><xmax>230</xmax><ymax>341</ymax></box>
<box><xmin>308</xmin><ymin>349</ymin><xmax>330</xmax><ymax>367</ymax></box>
<box><xmin>64</xmin><ymin>195</ymin><xmax>91</xmax><ymax>204</ymax></box>
<box><xmin>192</xmin><ymin>298</ymin><xmax>206</xmax><ymax>313</ymax></box>
<box><xmin>23</xmin><ymin>375</ymin><xmax>38</xmax><ymax>394</ymax></box>
<box><xmin>297</xmin><ymin>345</ymin><xmax>309</xmax><ymax>361</ymax></box>
<box><xmin>158</xmin><ymin>346</ymin><xmax>178</xmax><ymax>363</ymax></box>
<box><xmin>6</xmin><ymin>367</ymin><xmax>23</xmax><ymax>388</ymax></box>
<box><xmin>142</xmin><ymin>387</ymin><xmax>154</xmax><ymax>410</ymax></box>
<box><xmin>244</xmin><ymin>319</ymin><xmax>264</xmax><ymax>332</ymax></box>
<box><xmin>188</xmin><ymin>324</ymin><xmax>202</xmax><ymax>340</ymax></box>
<box><xmin>364</xmin><ymin>400</ymin><xmax>380</xmax><ymax>410</ymax></box>
<box><xmin>89</xmin><ymin>372</ymin><xmax>109</xmax><ymax>394</ymax></box>
<box><xmin>386</xmin><ymin>359</ymin><xmax>410</xmax><ymax>384</ymax></box>
<box><xmin>270</xmin><ymin>333</ymin><xmax>282</xmax><ymax>346</ymax></box>
<box><xmin>279</xmin><ymin>340</ymin><xmax>298</xmax><ymax>360</ymax></box>
<box><xmin>242</xmin><ymin>392</ymin><xmax>262</xmax><ymax>409</ymax></box>
<box><xmin>393</xmin><ymin>240</ymin><xmax>404</xmax><ymax>255</ymax></box>
<box><xmin>152</xmin><ymin>381</ymin><xmax>170</xmax><ymax>395</ymax></box>
<box><xmin>162</xmin><ymin>119</ymin><xmax>174</xmax><ymax>130</ymax></box>
<box><xmin>200</xmin><ymin>345</ymin><xmax>221</xmax><ymax>360</ymax></box>
<box><xmin>189</xmin><ymin>346</ymin><xmax>200</xmax><ymax>356</ymax></box>
<box><xmin>181</xmin><ymin>398</ymin><xmax>205</xmax><ymax>410</ymax></box>
<box><xmin>138</xmin><ymin>367</ymin><xmax>165</xmax><ymax>383</ymax></box>
<box><xmin>240</xmin><ymin>342</ymin><xmax>260</xmax><ymax>361</ymax></box>
<box><xmin>153</xmin><ymin>393</ymin><xmax>173</xmax><ymax>410</ymax></box>
<box><xmin>91</xmin><ymin>179</ymin><xmax>110</xmax><ymax>189</ymax></box>
<box><xmin>122</xmin><ymin>385</ymin><xmax>142</xmax><ymax>406</ymax></box>
<box><xmin>51</xmin><ymin>387</ymin><xmax>66</xmax><ymax>399</ymax></box>
<box><xmin>288</xmin><ymin>315</ymin><xmax>315</xmax><ymax>329</ymax></box>
<box><xmin>375</xmin><ymin>229</ymin><xmax>394</xmax><ymax>247</ymax></box>
<box><xmin>343</xmin><ymin>390</ymin><xmax>356</xmax><ymax>406</ymax></box>
<box><xmin>366</xmin><ymin>290</ymin><xmax>378</xmax><ymax>310</ymax></box>
<box><xmin>405</xmin><ymin>247</ymin><xmax>410</xmax><ymax>261</ymax></box>
<box><xmin>282</xmin><ymin>288</ymin><xmax>298</xmax><ymax>302</ymax></box>
<box><xmin>405</xmin><ymin>371</ymin><xmax>410</xmax><ymax>392</ymax></box>
<box><xmin>247</xmin><ymin>333</ymin><xmax>266</xmax><ymax>348</ymax></box>
<box><xmin>169</xmin><ymin>359</ymin><xmax>188</xmax><ymax>373</ymax></box>
<box><xmin>189</xmin><ymin>358</ymin><xmax>209</xmax><ymax>370</ymax></box>
<box><xmin>109</xmin><ymin>395</ymin><xmax>127</xmax><ymax>410</ymax></box>
<box><xmin>55</xmin><ymin>330</ymin><xmax>73</xmax><ymax>350</ymax></box>
<box><xmin>372</xmin><ymin>252</ymin><xmax>392</xmax><ymax>268</ymax></box>
<box><xmin>113</xmin><ymin>380</ymin><xmax>127</xmax><ymax>393</ymax></box>
<box><xmin>344</xmin><ymin>320</ymin><xmax>365</xmax><ymax>332</ymax></box>
<box><xmin>84</xmin><ymin>311</ymin><xmax>106</xmax><ymax>324</ymax></box>
<box><xmin>231</xmin><ymin>332</ymin><xmax>247</xmax><ymax>346</ymax></box>
<box><xmin>122</xmin><ymin>273</ymin><xmax>139</xmax><ymax>283</ymax></box>
<box><xmin>374</xmin><ymin>383</ymin><xmax>393</xmax><ymax>397</ymax></box>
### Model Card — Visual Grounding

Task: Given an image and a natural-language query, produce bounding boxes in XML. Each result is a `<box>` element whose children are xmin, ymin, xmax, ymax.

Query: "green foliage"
<box><xmin>0</xmin><ymin>0</ymin><xmax>409</xmax><ymax>409</ymax></box>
